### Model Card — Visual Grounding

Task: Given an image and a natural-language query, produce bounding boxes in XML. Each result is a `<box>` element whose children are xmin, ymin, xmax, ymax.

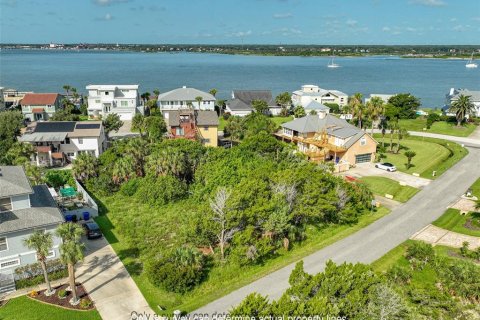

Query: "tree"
<box><xmin>404</xmin><ymin>150</ymin><xmax>416</xmax><ymax>169</ymax></box>
<box><xmin>56</xmin><ymin>223</ymin><xmax>85</xmax><ymax>305</ymax></box>
<box><xmin>225</xmin><ymin>116</ymin><xmax>245</xmax><ymax>141</ymax></box>
<box><xmin>147</xmin><ymin>148</ymin><xmax>187</xmax><ymax>178</ymax></box>
<box><xmin>210</xmin><ymin>187</ymin><xmax>239</xmax><ymax>261</ymax></box>
<box><xmin>131</xmin><ymin>113</ymin><xmax>147</xmax><ymax>136</ymax></box>
<box><xmin>388</xmin><ymin>94</ymin><xmax>420</xmax><ymax>119</ymax></box>
<box><xmin>24</xmin><ymin>163</ymin><xmax>43</xmax><ymax>185</ymax></box>
<box><xmin>124</xmin><ymin>137</ymin><xmax>149</xmax><ymax>176</ymax></box>
<box><xmin>396</xmin><ymin>127</ymin><xmax>408</xmax><ymax>153</ymax></box>
<box><xmin>62</xmin><ymin>85</ymin><xmax>71</xmax><ymax>95</ymax></box>
<box><xmin>72</xmin><ymin>152</ymin><xmax>98</xmax><ymax>181</ymax></box>
<box><xmin>153</xmin><ymin>89</ymin><xmax>160</xmax><ymax>98</ymax></box>
<box><xmin>3</xmin><ymin>142</ymin><xmax>34</xmax><ymax>165</ymax></box>
<box><xmin>0</xmin><ymin>110</ymin><xmax>24</xmax><ymax>164</ymax></box>
<box><xmin>103</xmin><ymin>113</ymin><xmax>123</xmax><ymax>135</ymax></box>
<box><xmin>209</xmin><ymin>88</ymin><xmax>218</xmax><ymax>97</ymax></box>
<box><xmin>349</xmin><ymin>93</ymin><xmax>365</xmax><ymax>129</ymax></box>
<box><xmin>112</xmin><ymin>155</ymin><xmax>137</xmax><ymax>184</ymax></box>
<box><xmin>145</xmin><ymin>115</ymin><xmax>167</xmax><ymax>142</ymax></box>
<box><xmin>252</xmin><ymin>100</ymin><xmax>269</xmax><ymax>114</ymax></box>
<box><xmin>293</xmin><ymin>105</ymin><xmax>306</xmax><ymax>118</ymax></box>
<box><xmin>23</xmin><ymin>230</ymin><xmax>55</xmax><ymax>295</ymax></box>
<box><xmin>195</xmin><ymin>96</ymin><xmax>203</xmax><ymax>110</ymax></box>
<box><xmin>449</xmin><ymin>94</ymin><xmax>475</xmax><ymax>127</ymax></box>
<box><xmin>366</xmin><ymin>96</ymin><xmax>385</xmax><ymax>135</ymax></box>
<box><xmin>140</xmin><ymin>92</ymin><xmax>151</xmax><ymax>103</ymax></box>
<box><xmin>275</xmin><ymin>92</ymin><xmax>291</xmax><ymax>110</ymax></box>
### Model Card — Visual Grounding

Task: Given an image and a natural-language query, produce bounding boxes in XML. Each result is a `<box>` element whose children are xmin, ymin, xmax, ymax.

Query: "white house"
<box><xmin>86</xmin><ymin>84</ymin><xmax>143</xmax><ymax>120</ymax></box>
<box><xmin>0</xmin><ymin>87</ymin><xmax>5</xmax><ymax>111</ymax></box>
<box><xmin>292</xmin><ymin>85</ymin><xmax>348</xmax><ymax>108</ymax></box>
<box><xmin>157</xmin><ymin>86</ymin><xmax>216</xmax><ymax>111</ymax></box>
<box><xmin>303</xmin><ymin>100</ymin><xmax>330</xmax><ymax>115</ymax></box>
<box><xmin>18</xmin><ymin>121</ymin><xmax>106</xmax><ymax>167</ymax></box>
<box><xmin>445</xmin><ymin>88</ymin><xmax>480</xmax><ymax>117</ymax></box>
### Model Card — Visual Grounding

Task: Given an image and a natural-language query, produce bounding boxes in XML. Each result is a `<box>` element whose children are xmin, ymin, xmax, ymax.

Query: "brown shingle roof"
<box><xmin>21</xmin><ymin>93</ymin><xmax>60</xmax><ymax>105</ymax></box>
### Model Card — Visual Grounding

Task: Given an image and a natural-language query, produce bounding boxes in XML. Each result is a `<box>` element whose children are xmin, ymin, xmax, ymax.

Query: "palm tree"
<box><xmin>72</xmin><ymin>153</ymin><xmax>98</xmax><ymax>181</ymax></box>
<box><xmin>112</xmin><ymin>155</ymin><xmax>137</xmax><ymax>184</ymax></box>
<box><xmin>173</xmin><ymin>247</ymin><xmax>203</xmax><ymax>268</ymax></box>
<box><xmin>153</xmin><ymin>89</ymin><xmax>160</xmax><ymax>99</ymax></box>
<box><xmin>366</xmin><ymin>96</ymin><xmax>385</xmax><ymax>135</ymax></box>
<box><xmin>131</xmin><ymin>113</ymin><xmax>146</xmax><ymax>136</ymax></box>
<box><xmin>186</xmin><ymin>101</ymin><xmax>193</xmax><ymax>110</ymax></box>
<box><xmin>404</xmin><ymin>150</ymin><xmax>417</xmax><ymax>169</ymax></box>
<box><xmin>125</xmin><ymin>137</ymin><xmax>149</xmax><ymax>176</ymax></box>
<box><xmin>62</xmin><ymin>85</ymin><xmax>71</xmax><ymax>96</ymax></box>
<box><xmin>56</xmin><ymin>223</ymin><xmax>85</xmax><ymax>305</ymax></box>
<box><xmin>147</xmin><ymin>149</ymin><xmax>187</xmax><ymax>178</ymax></box>
<box><xmin>348</xmin><ymin>93</ymin><xmax>365</xmax><ymax>129</ymax></box>
<box><xmin>209</xmin><ymin>88</ymin><xmax>218</xmax><ymax>97</ymax></box>
<box><xmin>195</xmin><ymin>96</ymin><xmax>203</xmax><ymax>110</ymax></box>
<box><xmin>388</xmin><ymin>121</ymin><xmax>398</xmax><ymax>153</ymax></box>
<box><xmin>396</xmin><ymin>127</ymin><xmax>409</xmax><ymax>153</ymax></box>
<box><xmin>23</xmin><ymin>231</ymin><xmax>55</xmax><ymax>295</ymax></box>
<box><xmin>225</xmin><ymin>116</ymin><xmax>245</xmax><ymax>142</ymax></box>
<box><xmin>450</xmin><ymin>94</ymin><xmax>475</xmax><ymax>127</ymax></box>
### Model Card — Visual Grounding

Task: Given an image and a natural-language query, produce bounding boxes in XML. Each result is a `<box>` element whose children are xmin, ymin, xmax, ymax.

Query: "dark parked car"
<box><xmin>82</xmin><ymin>222</ymin><xmax>102</xmax><ymax>239</ymax></box>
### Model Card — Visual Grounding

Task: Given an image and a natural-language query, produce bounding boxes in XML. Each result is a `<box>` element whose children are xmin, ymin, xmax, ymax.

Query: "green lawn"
<box><xmin>398</xmin><ymin>118</ymin><xmax>477</xmax><ymax>137</ymax></box>
<box><xmin>95</xmin><ymin>199</ymin><xmax>389</xmax><ymax>314</ymax></box>
<box><xmin>359</xmin><ymin>176</ymin><xmax>419</xmax><ymax>203</ymax></box>
<box><xmin>432</xmin><ymin>208</ymin><xmax>480</xmax><ymax>237</ymax></box>
<box><xmin>1</xmin><ymin>296</ymin><xmax>102</xmax><ymax>320</ymax></box>
<box><xmin>374</xmin><ymin>135</ymin><xmax>468</xmax><ymax>179</ymax></box>
<box><xmin>469</xmin><ymin>178</ymin><xmax>480</xmax><ymax>199</ymax></box>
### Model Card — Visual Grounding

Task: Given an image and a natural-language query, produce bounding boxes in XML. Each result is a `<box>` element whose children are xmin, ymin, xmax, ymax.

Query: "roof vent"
<box><xmin>182</xmin><ymin>86</ymin><xmax>187</xmax><ymax>89</ymax></box>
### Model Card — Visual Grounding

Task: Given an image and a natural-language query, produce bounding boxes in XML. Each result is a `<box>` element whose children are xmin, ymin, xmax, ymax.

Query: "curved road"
<box><xmin>193</xmin><ymin>133</ymin><xmax>480</xmax><ymax>315</ymax></box>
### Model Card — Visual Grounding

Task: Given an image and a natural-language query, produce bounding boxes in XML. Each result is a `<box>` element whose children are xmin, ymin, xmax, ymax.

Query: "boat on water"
<box><xmin>466</xmin><ymin>52</ymin><xmax>478</xmax><ymax>68</ymax></box>
<box><xmin>327</xmin><ymin>56</ymin><xmax>340</xmax><ymax>68</ymax></box>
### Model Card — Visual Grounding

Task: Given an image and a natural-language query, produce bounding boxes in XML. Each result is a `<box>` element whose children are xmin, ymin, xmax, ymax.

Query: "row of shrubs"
<box><xmin>14</xmin><ymin>259</ymin><xmax>68</xmax><ymax>289</ymax></box>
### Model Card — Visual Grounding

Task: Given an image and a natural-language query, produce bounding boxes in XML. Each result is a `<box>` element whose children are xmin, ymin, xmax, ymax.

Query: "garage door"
<box><xmin>117</xmin><ymin>112</ymin><xmax>133</xmax><ymax>120</ymax></box>
<box><xmin>355</xmin><ymin>153</ymin><xmax>372</xmax><ymax>163</ymax></box>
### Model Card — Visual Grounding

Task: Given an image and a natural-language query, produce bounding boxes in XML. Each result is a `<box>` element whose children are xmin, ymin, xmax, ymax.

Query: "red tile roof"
<box><xmin>21</xmin><ymin>93</ymin><xmax>60</xmax><ymax>106</ymax></box>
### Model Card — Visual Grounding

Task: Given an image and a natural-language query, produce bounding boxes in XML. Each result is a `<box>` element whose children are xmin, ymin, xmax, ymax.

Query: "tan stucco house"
<box><xmin>275</xmin><ymin>109</ymin><xmax>377</xmax><ymax>171</ymax></box>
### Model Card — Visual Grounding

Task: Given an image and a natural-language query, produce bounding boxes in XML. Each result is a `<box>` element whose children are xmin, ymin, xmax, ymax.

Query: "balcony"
<box><xmin>35</xmin><ymin>145</ymin><xmax>52</xmax><ymax>153</ymax></box>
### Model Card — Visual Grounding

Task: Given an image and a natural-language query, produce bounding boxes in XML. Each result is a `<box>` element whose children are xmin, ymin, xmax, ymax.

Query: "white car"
<box><xmin>375</xmin><ymin>162</ymin><xmax>397</xmax><ymax>172</ymax></box>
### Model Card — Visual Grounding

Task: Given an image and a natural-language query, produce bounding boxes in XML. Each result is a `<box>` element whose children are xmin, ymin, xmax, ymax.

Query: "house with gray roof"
<box><xmin>225</xmin><ymin>90</ymin><xmax>282</xmax><ymax>116</ymax></box>
<box><xmin>163</xmin><ymin>110</ymin><xmax>219</xmax><ymax>147</ymax></box>
<box><xmin>275</xmin><ymin>113</ymin><xmax>377</xmax><ymax>171</ymax></box>
<box><xmin>157</xmin><ymin>86</ymin><xmax>216</xmax><ymax>111</ymax></box>
<box><xmin>304</xmin><ymin>100</ymin><xmax>330</xmax><ymax>115</ymax></box>
<box><xmin>444</xmin><ymin>88</ymin><xmax>480</xmax><ymax>117</ymax></box>
<box><xmin>0</xmin><ymin>166</ymin><xmax>64</xmax><ymax>293</ymax></box>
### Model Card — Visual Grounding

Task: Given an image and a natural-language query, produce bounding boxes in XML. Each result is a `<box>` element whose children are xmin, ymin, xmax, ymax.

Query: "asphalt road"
<box><xmin>192</xmin><ymin>134</ymin><xmax>480</xmax><ymax>315</ymax></box>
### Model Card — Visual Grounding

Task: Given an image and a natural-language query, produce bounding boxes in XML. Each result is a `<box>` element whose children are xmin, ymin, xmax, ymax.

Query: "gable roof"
<box><xmin>21</xmin><ymin>93</ymin><xmax>60</xmax><ymax>105</ymax></box>
<box><xmin>34</xmin><ymin>121</ymin><xmax>76</xmax><ymax>132</ymax></box>
<box><xmin>451</xmin><ymin>89</ymin><xmax>480</xmax><ymax>102</ymax></box>
<box><xmin>0</xmin><ymin>184</ymin><xmax>64</xmax><ymax>234</ymax></box>
<box><xmin>19</xmin><ymin>121</ymin><xmax>103</xmax><ymax>142</ymax></box>
<box><xmin>0</xmin><ymin>166</ymin><xmax>33</xmax><ymax>198</ymax></box>
<box><xmin>233</xmin><ymin>90</ymin><xmax>276</xmax><ymax>106</ymax></box>
<box><xmin>282</xmin><ymin>114</ymin><xmax>358</xmax><ymax>134</ymax></box>
<box><xmin>304</xmin><ymin>100</ymin><xmax>330</xmax><ymax>111</ymax></box>
<box><xmin>157</xmin><ymin>87</ymin><xmax>215</xmax><ymax>102</ymax></box>
<box><xmin>226</xmin><ymin>98</ymin><xmax>252</xmax><ymax>111</ymax></box>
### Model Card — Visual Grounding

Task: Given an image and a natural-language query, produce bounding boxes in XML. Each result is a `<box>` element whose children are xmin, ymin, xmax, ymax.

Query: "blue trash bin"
<box><xmin>83</xmin><ymin>212</ymin><xmax>90</xmax><ymax>221</ymax></box>
<box><xmin>65</xmin><ymin>215</ymin><xmax>73</xmax><ymax>222</ymax></box>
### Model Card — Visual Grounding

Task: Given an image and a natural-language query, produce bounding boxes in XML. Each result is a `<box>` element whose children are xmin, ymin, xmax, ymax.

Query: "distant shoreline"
<box><xmin>0</xmin><ymin>47</ymin><xmax>476</xmax><ymax>60</ymax></box>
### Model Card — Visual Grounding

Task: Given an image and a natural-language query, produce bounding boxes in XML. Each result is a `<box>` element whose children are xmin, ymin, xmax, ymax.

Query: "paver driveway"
<box><xmin>77</xmin><ymin>237</ymin><xmax>153</xmax><ymax>320</ymax></box>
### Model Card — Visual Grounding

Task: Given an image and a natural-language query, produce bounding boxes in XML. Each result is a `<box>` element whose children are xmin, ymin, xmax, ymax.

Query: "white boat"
<box><xmin>327</xmin><ymin>56</ymin><xmax>340</xmax><ymax>68</ymax></box>
<box><xmin>466</xmin><ymin>52</ymin><xmax>478</xmax><ymax>68</ymax></box>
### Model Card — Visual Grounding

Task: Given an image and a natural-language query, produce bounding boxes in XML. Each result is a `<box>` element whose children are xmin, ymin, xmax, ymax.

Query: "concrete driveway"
<box><xmin>343</xmin><ymin>162</ymin><xmax>431</xmax><ymax>188</ymax></box>
<box><xmin>411</xmin><ymin>224</ymin><xmax>480</xmax><ymax>249</ymax></box>
<box><xmin>77</xmin><ymin>237</ymin><xmax>153</xmax><ymax>320</ymax></box>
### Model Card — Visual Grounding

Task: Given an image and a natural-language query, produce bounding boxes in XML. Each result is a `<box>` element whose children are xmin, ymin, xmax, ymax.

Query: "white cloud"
<box><xmin>453</xmin><ymin>24</ymin><xmax>470</xmax><ymax>32</ymax></box>
<box><xmin>228</xmin><ymin>30</ymin><xmax>252</xmax><ymax>37</ymax></box>
<box><xmin>273</xmin><ymin>13</ymin><xmax>293</xmax><ymax>19</ymax></box>
<box><xmin>382</xmin><ymin>26</ymin><xmax>391</xmax><ymax>32</ymax></box>
<box><xmin>450</xmin><ymin>17</ymin><xmax>457</xmax><ymax>22</ymax></box>
<box><xmin>406</xmin><ymin>27</ymin><xmax>416</xmax><ymax>32</ymax></box>
<box><xmin>95</xmin><ymin>13</ymin><xmax>113</xmax><ymax>21</ymax></box>
<box><xmin>471</xmin><ymin>17</ymin><xmax>480</xmax><ymax>22</ymax></box>
<box><xmin>409</xmin><ymin>0</ymin><xmax>446</xmax><ymax>7</ymax></box>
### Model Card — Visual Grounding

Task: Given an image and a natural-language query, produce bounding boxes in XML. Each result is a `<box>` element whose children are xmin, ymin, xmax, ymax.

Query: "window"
<box><xmin>0</xmin><ymin>259</ymin><xmax>20</xmax><ymax>269</ymax></box>
<box><xmin>95</xmin><ymin>100</ymin><xmax>101</xmax><ymax>103</ymax></box>
<box><xmin>121</xmin><ymin>89</ymin><xmax>129</xmax><ymax>93</ymax></box>
<box><xmin>360</xmin><ymin>137</ymin><xmax>367</xmax><ymax>146</ymax></box>
<box><xmin>67</xmin><ymin>152</ymin><xmax>75</xmax><ymax>157</ymax></box>
<box><xmin>283</xmin><ymin>128</ymin><xmax>293</xmax><ymax>136</ymax></box>
<box><xmin>120</xmin><ymin>101</ymin><xmax>128</xmax><ymax>107</ymax></box>
<box><xmin>0</xmin><ymin>197</ymin><xmax>12</xmax><ymax>212</ymax></box>
<box><xmin>202</xmin><ymin>138</ymin><xmax>211</xmax><ymax>144</ymax></box>
<box><xmin>0</xmin><ymin>237</ymin><xmax>7</xmax><ymax>251</ymax></box>
<box><xmin>176</xmin><ymin>128</ymin><xmax>184</xmax><ymax>136</ymax></box>
<box><xmin>78</xmin><ymin>138</ymin><xmax>83</xmax><ymax>144</ymax></box>
<box><xmin>203</xmin><ymin>126</ymin><xmax>209</xmax><ymax>131</ymax></box>
<box><xmin>104</xmin><ymin>92</ymin><xmax>109</xmax><ymax>96</ymax></box>
<box><xmin>64</xmin><ymin>137</ymin><xmax>70</xmax><ymax>144</ymax></box>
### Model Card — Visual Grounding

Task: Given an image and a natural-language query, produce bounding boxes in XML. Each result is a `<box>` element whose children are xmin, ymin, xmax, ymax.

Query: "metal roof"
<box><xmin>226</xmin><ymin>99</ymin><xmax>252</xmax><ymax>111</ymax></box>
<box><xmin>18</xmin><ymin>132</ymin><xmax>68</xmax><ymax>142</ymax></box>
<box><xmin>157</xmin><ymin>87</ymin><xmax>216</xmax><ymax>102</ymax></box>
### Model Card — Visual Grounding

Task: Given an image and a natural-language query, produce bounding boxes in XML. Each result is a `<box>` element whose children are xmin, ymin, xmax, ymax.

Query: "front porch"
<box><xmin>33</xmin><ymin>145</ymin><xmax>67</xmax><ymax>167</ymax></box>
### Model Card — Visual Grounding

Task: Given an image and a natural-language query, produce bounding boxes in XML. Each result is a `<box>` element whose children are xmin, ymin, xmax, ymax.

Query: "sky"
<box><xmin>1</xmin><ymin>0</ymin><xmax>479</xmax><ymax>44</ymax></box>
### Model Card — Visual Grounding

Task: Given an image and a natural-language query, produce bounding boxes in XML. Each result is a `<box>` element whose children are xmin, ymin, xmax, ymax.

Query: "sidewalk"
<box><xmin>410</xmin><ymin>224</ymin><xmax>480</xmax><ymax>249</ymax></box>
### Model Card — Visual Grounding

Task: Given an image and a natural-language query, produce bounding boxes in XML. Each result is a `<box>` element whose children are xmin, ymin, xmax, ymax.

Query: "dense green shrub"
<box><xmin>14</xmin><ymin>259</ymin><xmax>68</xmax><ymax>289</ymax></box>
<box><xmin>405</xmin><ymin>241</ymin><xmax>435</xmax><ymax>268</ymax></box>
<box><xmin>426</xmin><ymin>113</ymin><xmax>441</xmax><ymax>129</ymax></box>
<box><xmin>120</xmin><ymin>178</ymin><xmax>141</xmax><ymax>196</ymax></box>
<box><xmin>136</xmin><ymin>175</ymin><xmax>187</xmax><ymax>206</ymax></box>
<box><xmin>146</xmin><ymin>247</ymin><xmax>207</xmax><ymax>293</ymax></box>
